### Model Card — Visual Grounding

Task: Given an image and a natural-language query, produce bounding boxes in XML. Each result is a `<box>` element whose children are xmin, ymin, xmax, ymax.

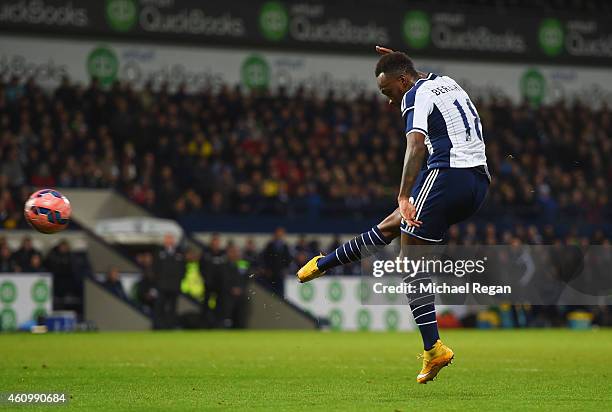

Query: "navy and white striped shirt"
<box><xmin>401</xmin><ymin>73</ymin><xmax>487</xmax><ymax>169</ymax></box>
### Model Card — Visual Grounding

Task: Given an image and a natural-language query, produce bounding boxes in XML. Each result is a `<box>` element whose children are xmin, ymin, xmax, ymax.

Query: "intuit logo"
<box><xmin>403</xmin><ymin>10</ymin><xmax>430</xmax><ymax>49</ymax></box>
<box><xmin>105</xmin><ymin>0</ymin><xmax>137</xmax><ymax>32</ymax></box>
<box><xmin>539</xmin><ymin>18</ymin><xmax>564</xmax><ymax>56</ymax></box>
<box><xmin>259</xmin><ymin>1</ymin><xmax>289</xmax><ymax>41</ymax></box>
<box><xmin>520</xmin><ymin>68</ymin><xmax>546</xmax><ymax>105</ymax></box>
<box><xmin>86</xmin><ymin>46</ymin><xmax>119</xmax><ymax>86</ymax></box>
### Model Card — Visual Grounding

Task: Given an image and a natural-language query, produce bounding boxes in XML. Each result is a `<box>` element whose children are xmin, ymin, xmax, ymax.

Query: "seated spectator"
<box><xmin>103</xmin><ymin>266</ymin><xmax>128</xmax><ymax>301</ymax></box>
<box><xmin>0</xmin><ymin>244</ymin><xmax>16</xmax><ymax>272</ymax></box>
<box><xmin>12</xmin><ymin>236</ymin><xmax>42</xmax><ymax>272</ymax></box>
<box><xmin>29</xmin><ymin>254</ymin><xmax>45</xmax><ymax>273</ymax></box>
<box><xmin>290</xmin><ymin>251</ymin><xmax>309</xmax><ymax>275</ymax></box>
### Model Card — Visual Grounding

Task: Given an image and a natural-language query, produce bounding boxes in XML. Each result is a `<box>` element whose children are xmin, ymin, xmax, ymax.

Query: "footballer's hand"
<box><xmin>375</xmin><ymin>45</ymin><xmax>394</xmax><ymax>55</ymax></box>
<box><xmin>398</xmin><ymin>196</ymin><xmax>422</xmax><ymax>227</ymax></box>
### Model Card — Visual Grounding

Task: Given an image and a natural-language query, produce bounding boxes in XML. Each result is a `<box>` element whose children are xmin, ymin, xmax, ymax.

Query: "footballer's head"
<box><xmin>375</xmin><ymin>52</ymin><xmax>418</xmax><ymax>109</ymax></box>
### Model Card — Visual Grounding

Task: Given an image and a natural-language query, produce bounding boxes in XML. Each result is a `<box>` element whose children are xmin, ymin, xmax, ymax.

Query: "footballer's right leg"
<box><xmin>296</xmin><ymin>209</ymin><xmax>401</xmax><ymax>283</ymax></box>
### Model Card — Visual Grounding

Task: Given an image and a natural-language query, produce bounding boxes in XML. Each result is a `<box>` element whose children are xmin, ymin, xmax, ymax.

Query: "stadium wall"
<box><xmin>84</xmin><ymin>277</ymin><xmax>152</xmax><ymax>331</ymax></box>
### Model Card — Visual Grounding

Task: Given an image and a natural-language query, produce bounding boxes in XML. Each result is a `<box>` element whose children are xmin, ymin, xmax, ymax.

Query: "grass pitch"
<box><xmin>1</xmin><ymin>329</ymin><xmax>611</xmax><ymax>411</ymax></box>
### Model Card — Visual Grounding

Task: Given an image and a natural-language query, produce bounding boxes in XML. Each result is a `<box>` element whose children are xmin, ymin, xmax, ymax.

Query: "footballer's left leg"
<box><xmin>399</xmin><ymin>168</ymin><xmax>454</xmax><ymax>383</ymax></box>
<box><xmin>402</xmin><ymin>166</ymin><xmax>489</xmax><ymax>383</ymax></box>
<box><xmin>400</xmin><ymin>230</ymin><xmax>454</xmax><ymax>384</ymax></box>
<box><xmin>297</xmin><ymin>209</ymin><xmax>401</xmax><ymax>283</ymax></box>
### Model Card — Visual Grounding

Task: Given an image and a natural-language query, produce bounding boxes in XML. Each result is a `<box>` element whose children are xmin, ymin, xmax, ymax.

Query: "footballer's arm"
<box><xmin>398</xmin><ymin>131</ymin><xmax>427</xmax><ymax>227</ymax></box>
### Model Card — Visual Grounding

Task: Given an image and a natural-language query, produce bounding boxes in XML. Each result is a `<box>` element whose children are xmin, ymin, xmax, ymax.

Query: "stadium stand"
<box><xmin>0</xmin><ymin>76</ymin><xmax>610</xmax><ymax>242</ymax></box>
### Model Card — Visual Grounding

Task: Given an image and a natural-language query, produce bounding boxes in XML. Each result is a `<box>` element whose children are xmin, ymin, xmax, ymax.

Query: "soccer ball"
<box><xmin>24</xmin><ymin>189</ymin><xmax>72</xmax><ymax>234</ymax></box>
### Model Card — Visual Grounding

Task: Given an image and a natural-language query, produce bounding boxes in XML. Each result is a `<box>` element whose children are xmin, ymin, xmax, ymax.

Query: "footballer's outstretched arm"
<box><xmin>398</xmin><ymin>131</ymin><xmax>427</xmax><ymax>227</ymax></box>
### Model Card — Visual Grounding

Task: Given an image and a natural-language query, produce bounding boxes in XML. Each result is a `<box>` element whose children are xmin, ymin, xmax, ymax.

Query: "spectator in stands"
<box><xmin>103</xmin><ymin>266</ymin><xmax>128</xmax><ymax>301</ymax></box>
<box><xmin>44</xmin><ymin>240</ymin><xmax>78</xmax><ymax>310</ymax></box>
<box><xmin>29</xmin><ymin>254</ymin><xmax>45</xmax><ymax>273</ymax></box>
<box><xmin>201</xmin><ymin>233</ymin><xmax>225</xmax><ymax>265</ymax></box>
<box><xmin>153</xmin><ymin>233</ymin><xmax>184</xmax><ymax>329</ymax></box>
<box><xmin>201</xmin><ymin>237</ymin><xmax>229</xmax><ymax>328</ymax></box>
<box><xmin>0</xmin><ymin>147</ymin><xmax>25</xmax><ymax>188</ymax></box>
<box><xmin>0</xmin><ymin>75</ymin><xmax>611</xmax><ymax>245</ymax></box>
<box><xmin>290</xmin><ymin>251</ymin><xmax>309</xmax><ymax>276</ymax></box>
<box><xmin>0</xmin><ymin>243</ymin><xmax>16</xmax><ymax>272</ymax></box>
<box><xmin>218</xmin><ymin>244</ymin><xmax>249</xmax><ymax>329</ymax></box>
<box><xmin>181</xmin><ymin>248</ymin><xmax>204</xmax><ymax>302</ymax></box>
<box><xmin>242</xmin><ymin>237</ymin><xmax>259</xmax><ymax>270</ymax></box>
<box><xmin>0</xmin><ymin>185</ymin><xmax>20</xmax><ymax>230</ymax></box>
<box><xmin>135</xmin><ymin>252</ymin><xmax>158</xmax><ymax>314</ymax></box>
<box><xmin>261</xmin><ymin>227</ymin><xmax>292</xmax><ymax>296</ymax></box>
<box><xmin>12</xmin><ymin>236</ymin><xmax>42</xmax><ymax>272</ymax></box>
<box><xmin>327</xmin><ymin>235</ymin><xmax>342</xmax><ymax>253</ymax></box>
<box><xmin>294</xmin><ymin>235</ymin><xmax>311</xmax><ymax>255</ymax></box>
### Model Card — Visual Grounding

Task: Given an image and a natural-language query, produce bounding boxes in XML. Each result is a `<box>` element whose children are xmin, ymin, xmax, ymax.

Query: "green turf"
<box><xmin>1</xmin><ymin>329</ymin><xmax>611</xmax><ymax>411</ymax></box>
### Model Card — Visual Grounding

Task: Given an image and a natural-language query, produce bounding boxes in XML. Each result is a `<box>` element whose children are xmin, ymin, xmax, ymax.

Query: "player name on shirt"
<box><xmin>430</xmin><ymin>84</ymin><xmax>460</xmax><ymax>95</ymax></box>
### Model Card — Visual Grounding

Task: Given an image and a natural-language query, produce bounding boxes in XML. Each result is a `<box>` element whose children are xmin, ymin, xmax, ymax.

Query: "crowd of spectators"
<box><xmin>0</xmin><ymin>236</ymin><xmax>77</xmax><ymax>275</ymax></box>
<box><xmin>0</xmin><ymin>76</ymin><xmax>610</xmax><ymax>240</ymax></box>
<box><xmin>0</xmin><ymin>236</ymin><xmax>86</xmax><ymax>314</ymax></box>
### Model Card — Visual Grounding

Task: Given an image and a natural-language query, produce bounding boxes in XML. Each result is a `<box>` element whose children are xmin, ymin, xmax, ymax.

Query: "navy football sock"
<box><xmin>405</xmin><ymin>272</ymin><xmax>440</xmax><ymax>350</ymax></box>
<box><xmin>411</xmin><ymin>302</ymin><xmax>440</xmax><ymax>350</ymax></box>
<box><xmin>317</xmin><ymin>226</ymin><xmax>392</xmax><ymax>271</ymax></box>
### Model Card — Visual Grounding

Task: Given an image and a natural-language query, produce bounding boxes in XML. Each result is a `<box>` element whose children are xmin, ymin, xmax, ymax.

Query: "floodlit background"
<box><xmin>1</xmin><ymin>0</ymin><xmax>611</xmax><ymax>333</ymax></box>
<box><xmin>1</xmin><ymin>1</ymin><xmax>612</xmax><ymax>410</ymax></box>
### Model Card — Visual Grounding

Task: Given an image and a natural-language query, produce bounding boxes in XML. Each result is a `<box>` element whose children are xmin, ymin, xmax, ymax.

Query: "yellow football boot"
<box><xmin>296</xmin><ymin>254</ymin><xmax>326</xmax><ymax>283</ymax></box>
<box><xmin>416</xmin><ymin>340</ymin><xmax>454</xmax><ymax>384</ymax></box>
